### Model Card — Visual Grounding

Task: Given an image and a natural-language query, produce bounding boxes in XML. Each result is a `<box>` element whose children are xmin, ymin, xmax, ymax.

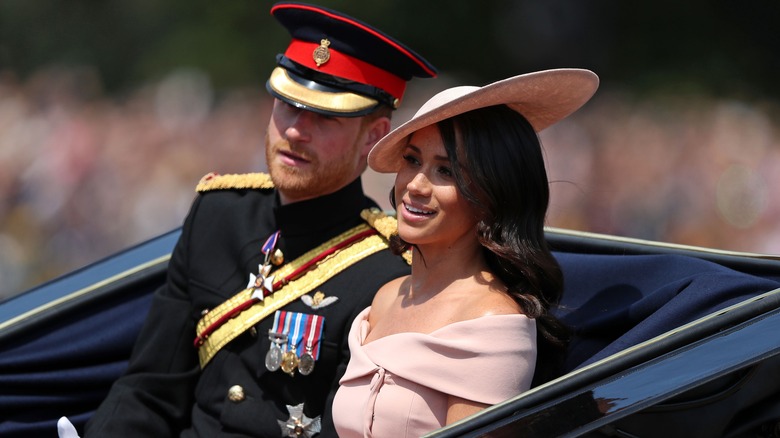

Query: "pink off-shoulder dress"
<box><xmin>332</xmin><ymin>307</ymin><xmax>537</xmax><ymax>438</ymax></box>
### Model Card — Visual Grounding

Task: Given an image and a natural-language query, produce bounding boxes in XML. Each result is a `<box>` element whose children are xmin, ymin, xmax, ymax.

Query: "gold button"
<box><xmin>249</xmin><ymin>327</ymin><xmax>258</xmax><ymax>337</ymax></box>
<box><xmin>227</xmin><ymin>385</ymin><xmax>245</xmax><ymax>403</ymax></box>
<box><xmin>201</xmin><ymin>308</ymin><xmax>210</xmax><ymax>316</ymax></box>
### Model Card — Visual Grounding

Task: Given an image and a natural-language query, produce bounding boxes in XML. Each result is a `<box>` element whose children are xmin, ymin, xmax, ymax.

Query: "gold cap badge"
<box><xmin>313</xmin><ymin>39</ymin><xmax>331</xmax><ymax>67</ymax></box>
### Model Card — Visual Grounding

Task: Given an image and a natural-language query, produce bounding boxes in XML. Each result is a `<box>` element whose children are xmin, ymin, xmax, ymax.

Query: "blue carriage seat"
<box><xmin>547</xmin><ymin>228</ymin><xmax>780</xmax><ymax>372</ymax></box>
<box><xmin>2</xmin><ymin>227</ymin><xmax>779</xmax><ymax>437</ymax></box>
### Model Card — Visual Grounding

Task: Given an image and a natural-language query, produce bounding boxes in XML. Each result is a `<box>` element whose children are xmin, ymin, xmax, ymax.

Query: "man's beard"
<box><xmin>265</xmin><ymin>136</ymin><xmax>363</xmax><ymax>203</ymax></box>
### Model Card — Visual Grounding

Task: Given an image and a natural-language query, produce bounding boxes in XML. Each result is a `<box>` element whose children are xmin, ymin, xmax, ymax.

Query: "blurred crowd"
<box><xmin>1</xmin><ymin>67</ymin><xmax>779</xmax><ymax>300</ymax></box>
<box><xmin>543</xmin><ymin>89</ymin><xmax>780</xmax><ymax>255</ymax></box>
<box><xmin>0</xmin><ymin>67</ymin><xmax>269</xmax><ymax>298</ymax></box>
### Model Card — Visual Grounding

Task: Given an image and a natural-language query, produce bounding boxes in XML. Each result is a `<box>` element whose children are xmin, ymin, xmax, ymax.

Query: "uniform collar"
<box><xmin>273</xmin><ymin>177</ymin><xmax>372</xmax><ymax>238</ymax></box>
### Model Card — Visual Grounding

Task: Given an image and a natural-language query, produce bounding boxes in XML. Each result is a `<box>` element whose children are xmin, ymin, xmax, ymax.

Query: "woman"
<box><xmin>332</xmin><ymin>69</ymin><xmax>599</xmax><ymax>437</ymax></box>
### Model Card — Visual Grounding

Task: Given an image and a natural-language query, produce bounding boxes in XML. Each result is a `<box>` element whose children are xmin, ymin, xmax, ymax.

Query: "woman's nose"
<box><xmin>406</xmin><ymin>171</ymin><xmax>431</xmax><ymax>195</ymax></box>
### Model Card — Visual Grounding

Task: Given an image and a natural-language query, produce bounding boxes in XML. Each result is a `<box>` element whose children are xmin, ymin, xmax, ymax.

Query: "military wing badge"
<box><xmin>301</xmin><ymin>291</ymin><xmax>338</xmax><ymax>309</ymax></box>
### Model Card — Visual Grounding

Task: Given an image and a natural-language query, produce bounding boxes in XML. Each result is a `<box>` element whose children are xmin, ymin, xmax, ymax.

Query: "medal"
<box><xmin>281</xmin><ymin>350</ymin><xmax>299</xmax><ymax>376</ymax></box>
<box><xmin>265</xmin><ymin>331</ymin><xmax>286</xmax><ymax>372</ymax></box>
<box><xmin>298</xmin><ymin>348</ymin><xmax>315</xmax><ymax>376</ymax></box>
<box><xmin>265</xmin><ymin>311</ymin><xmax>325</xmax><ymax>377</ymax></box>
<box><xmin>249</xmin><ymin>231</ymin><xmax>282</xmax><ymax>301</ymax></box>
<box><xmin>280</xmin><ymin>311</ymin><xmax>304</xmax><ymax>375</ymax></box>
<box><xmin>262</xmin><ymin>231</ymin><xmax>281</xmax><ymax>265</ymax></box>
<box><xmin>278</xmin><ymin>403</ymin><xmax>321</xmax><ymax>438</ymax></box>
<box><xmin>266</xmin><ymin>311</ymin><xmax>290</xmax><ymax>372</ymax></box>
<box><xmin>297</xmin><ymin>314</ymin><xmax>323</xmax><ymax>376</ymax></box>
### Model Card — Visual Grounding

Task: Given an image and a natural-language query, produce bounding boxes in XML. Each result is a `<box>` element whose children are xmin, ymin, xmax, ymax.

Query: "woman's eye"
<box><xmin>438</xmin><ymin>166</ymin><xmax>453</xmax><ymax>177</ymax></box>
<box><xmin>402</xmin><ymin>154</ymin><xmax>420</xmax><ymax>166</ymax></box>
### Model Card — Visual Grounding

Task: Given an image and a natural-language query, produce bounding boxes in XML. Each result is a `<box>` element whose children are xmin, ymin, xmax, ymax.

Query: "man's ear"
<box><xmin>362</xmin><ymin>116</ymin><xmax>391</xmax><ymax>155</ymax></box>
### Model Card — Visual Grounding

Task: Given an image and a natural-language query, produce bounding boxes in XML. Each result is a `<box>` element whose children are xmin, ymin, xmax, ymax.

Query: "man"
<box><xmin>81</xmin><ymin>2</ymin><xmax>436</xmax><ymax>436</ymax></box>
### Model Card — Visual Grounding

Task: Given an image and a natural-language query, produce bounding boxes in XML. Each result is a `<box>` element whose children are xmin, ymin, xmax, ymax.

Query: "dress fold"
<box><xmin>334</xmin><ymin>306</ymin><xmax>536</xmax><ymax>438</ymax></box>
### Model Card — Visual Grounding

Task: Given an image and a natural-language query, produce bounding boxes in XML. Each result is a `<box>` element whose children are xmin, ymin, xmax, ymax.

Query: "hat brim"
<box><xmin>266</xmin><ymin>67</ymin><xmax>381</xmax><ymax>117</ymax></box>
<box><xmin>368</xmin><ymin>69</ymin><xmax>599</xmax><ymax>173</ymax></box>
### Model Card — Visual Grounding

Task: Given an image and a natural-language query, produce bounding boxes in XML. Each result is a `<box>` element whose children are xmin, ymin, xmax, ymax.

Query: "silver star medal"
<box><xmin>249</xmin><ymin>264</ymin><xmax>275</xmax><ymax>301</ymax></box>
<box><xmin>278</xmin><ymin>403</ymin><xmax>321</xmax><ymax>437</ymax></box>
<box><xmin>250</xmin><ymin>231</ymin><xmax>282</xmax><ymax>301</ymax></box>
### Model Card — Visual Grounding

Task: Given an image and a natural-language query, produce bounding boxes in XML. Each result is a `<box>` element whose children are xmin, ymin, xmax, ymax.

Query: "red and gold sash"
<box><xmin>194</xmin><ymin>208</ymin><xmax>405</xmax><ymax>368</ymax></box>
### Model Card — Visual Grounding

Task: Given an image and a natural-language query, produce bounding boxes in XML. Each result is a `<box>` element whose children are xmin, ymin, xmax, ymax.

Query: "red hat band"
<box><xmin>284</xmin><ymin>39</ymin><xmax>406</xmax><ymax>104</ymax></box>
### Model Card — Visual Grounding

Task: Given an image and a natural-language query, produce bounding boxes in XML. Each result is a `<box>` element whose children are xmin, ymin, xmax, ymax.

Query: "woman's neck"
<box><xmin>406</xmin><ymin>240</ymin><xmax>491</xmax><ymax>302</ymax></box>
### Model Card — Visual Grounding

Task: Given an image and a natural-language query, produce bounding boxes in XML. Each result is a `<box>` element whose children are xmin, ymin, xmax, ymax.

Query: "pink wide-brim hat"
<box><xmin>368</xmin><ymin>68</ymin><xmax>599</xmax><ymax>173</ymax></box>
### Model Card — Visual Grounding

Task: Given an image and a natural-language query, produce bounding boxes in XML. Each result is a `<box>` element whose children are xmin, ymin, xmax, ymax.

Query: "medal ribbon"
<box><xmin>288</xmin><ymin>312</ymin><xmax>304</xmax><ymax>354</ymax></box>
<box><xmin>193</xmin><ymin>227</ymin><xmax>377</xmax><ymax>347</ymax></box>
<box><xmin>270</xmin><ymin>310</ymin><xmax>322</xmax><ymax>357</ymax></box>
<box><xmin>269</xmin><ymin>310</ymin><xmax>287</xmax><ymax>344</ymax></box>
<box><xmin>261</xmin><ymin>231</ymin><xmax>280</xmax><ymax>262</ymax></box>
<box><xmin>300</xmin><ymin>314</ymin><xmax>324</xmax><ymax>358</ymax></box>
<box><xmin>277</xmin><ymin>311</ymin><xmax>300</xmax><ymax>353</ymax></box>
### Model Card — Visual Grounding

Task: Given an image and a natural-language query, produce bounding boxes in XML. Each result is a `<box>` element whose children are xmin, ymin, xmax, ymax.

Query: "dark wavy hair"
<box><xmin>390</xmin><ymin>104</ymin><xmax>570</xmax><ymax>384</ymax></box>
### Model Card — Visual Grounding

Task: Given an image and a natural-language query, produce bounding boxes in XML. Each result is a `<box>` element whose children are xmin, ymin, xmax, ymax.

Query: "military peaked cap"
<box><xmin>267</xmin><ymin>1</ymin><xmax>437</xmax><ymax>117</ymax></box>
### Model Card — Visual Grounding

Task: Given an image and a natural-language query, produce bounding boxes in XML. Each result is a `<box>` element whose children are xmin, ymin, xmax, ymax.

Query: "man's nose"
<box><xmin>285</xmin><ymin>111</ymin><xmax>316</xmax><ymax>142</ymax></box>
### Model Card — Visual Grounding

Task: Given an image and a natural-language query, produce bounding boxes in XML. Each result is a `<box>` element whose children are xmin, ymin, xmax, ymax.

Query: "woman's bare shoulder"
<box><xmin>463</xmin><ymin>286</ymin><xmax>523</xmax><ymax>319</ymax></box>
<box><xmin>369</xmin><ymin>275</ymin><xmax>408</xmax><ymax>317</ymax></box>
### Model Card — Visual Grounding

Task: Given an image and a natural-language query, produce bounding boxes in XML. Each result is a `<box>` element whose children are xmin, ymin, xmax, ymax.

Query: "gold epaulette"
<box><xmin>360</xmin><ymin>208</ymin><xmax>412</xmax><ymax>265</ymax></box>
<box><xmin>196</xmin><ymin>172</ymin><xmax>274</xmax><ymax>193</ymax></box>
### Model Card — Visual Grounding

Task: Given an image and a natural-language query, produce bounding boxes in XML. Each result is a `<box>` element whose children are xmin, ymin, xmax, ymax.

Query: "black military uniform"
<box><xmin>84</xmin><ymin>2</ymin><xmax>435</xmax><ymax>437</ymax></box>
<box><xmin>86</xmin><ymin>176</ymin><xmax>408</xmax><ymax>437</ymax></box>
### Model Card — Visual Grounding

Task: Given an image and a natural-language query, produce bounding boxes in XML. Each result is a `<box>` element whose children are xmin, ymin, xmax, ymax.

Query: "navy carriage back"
<box><xmin>1</xmin><ymin>227</ymin><xmax>779</xmax><ymax>437</ymax></box>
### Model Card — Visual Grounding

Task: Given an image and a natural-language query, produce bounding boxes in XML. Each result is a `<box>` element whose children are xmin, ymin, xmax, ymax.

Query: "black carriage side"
<box><xmin>1</xmin><ymin>227</ymin><xmax>779</xmax><ymax>437</ymax></box>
